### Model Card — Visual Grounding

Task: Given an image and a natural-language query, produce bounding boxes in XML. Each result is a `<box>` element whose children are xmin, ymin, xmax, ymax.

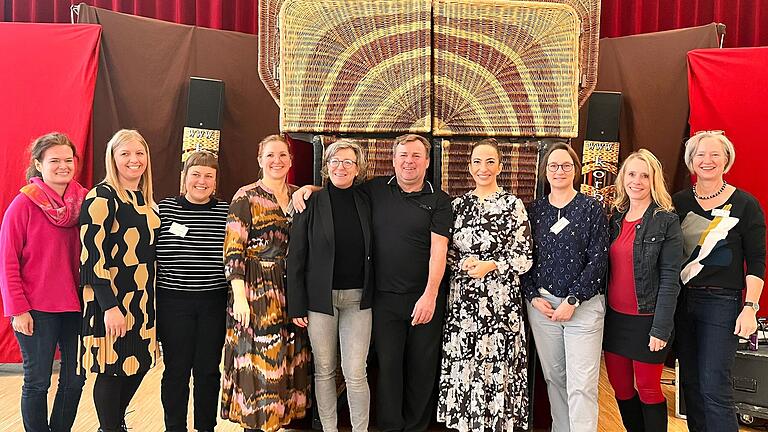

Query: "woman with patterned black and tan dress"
<box><xmin>79</xmin><ymin>129</ymin><xmax>161</xmax><ymax>432</ymax></box>
<box><xmin>221</xmin><ymin>134</ymin><xmax>311</xmax><ymax>432</ymax></box>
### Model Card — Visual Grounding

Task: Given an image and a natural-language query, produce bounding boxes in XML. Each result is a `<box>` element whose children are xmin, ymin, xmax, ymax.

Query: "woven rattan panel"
<box><xmin>258</xmin><ymin>0</ymin><xmax>284</xmax><ymax>103</ymax></box>
<box><xmin>433</xmin><ymin>0</ymin><xmax>580</xmax><ymax>138</ymax></box>
<box><xmin>440</xmin><ymin>139</ymin><xmax>540</xmax><ymax>202</ymax></box>
<box><xmin>540</xmin><ymin>0</ymin><xmax>600</xmax><ymax>107</ymax></box>
<box><xmin>280</xmin><ymin>0</ymin><xmax>432</xmax><ymax>134</ymax></box>
<box><xmin>318</xmin><ymin>135</ymin><xmax>395</xmax><ymax>180</ymax></box>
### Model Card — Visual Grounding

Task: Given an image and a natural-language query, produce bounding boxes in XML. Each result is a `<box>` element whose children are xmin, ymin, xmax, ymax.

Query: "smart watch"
<box><xmin>566</xmin><ymin>295</ymin><xmax>580</xmax><ymax>307</ymax></box>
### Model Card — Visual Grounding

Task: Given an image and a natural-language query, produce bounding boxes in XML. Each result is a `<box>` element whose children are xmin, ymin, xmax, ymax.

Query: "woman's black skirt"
<box><xmin>603</xmin><ymin>307</ymin><xmax>672</xmax><ymax>364</ymax></box>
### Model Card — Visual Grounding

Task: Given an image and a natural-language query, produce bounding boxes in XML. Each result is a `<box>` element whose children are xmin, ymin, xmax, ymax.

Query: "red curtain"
<box><xmin>601</xmin><ymin>0</ymin><xmax>768</xmax><ymax>48</ymax></box>
<box><xmin>3</xmin><ymin>0</ymin><xmax>259</xmax><ymax>33</ymax></box>
<box><xmin>688</xmin><ymin>47</ymin><xmax>768</xmax><ymax>314</ymax></box>
<box><xmin>0</xmin><ymin>22</ymin><xmax>100</xmax><ymax>362</ymax></box>
<box><xmin>5</xmin><ymin>1</ymin><xmax>767</xmax><ymax>47</ymax></box>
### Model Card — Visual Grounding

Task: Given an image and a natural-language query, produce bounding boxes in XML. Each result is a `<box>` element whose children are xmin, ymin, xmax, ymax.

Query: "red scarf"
<box><xmin>20</xmin><ymin>177</ymin><xmax>88</xmax><ymax>227</ymax></box>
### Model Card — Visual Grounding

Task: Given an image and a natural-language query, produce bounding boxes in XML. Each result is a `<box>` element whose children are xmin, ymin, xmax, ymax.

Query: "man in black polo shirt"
<box><xmin>293</xmin><ymin>134</ymin><xmax>453</xmax><ymax>432</ymax></box>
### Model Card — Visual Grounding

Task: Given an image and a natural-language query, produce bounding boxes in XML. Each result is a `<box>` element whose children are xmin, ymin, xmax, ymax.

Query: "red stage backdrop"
<box><xmin>3</xmin><ymin>1</ymin><xmax>768</xmax><ymax>48</ymax></box>
<box><xmin>0</xmin><ymin>22</ymin><xmax>100</xmax><ymax>362</ymax></box>
<box><xmin>688</xmin><ymin>47</ymin><xmax>768</xmax><ymax>315</ymax></box>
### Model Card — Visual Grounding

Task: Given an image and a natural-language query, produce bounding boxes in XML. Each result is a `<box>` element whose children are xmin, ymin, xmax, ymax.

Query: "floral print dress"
<box><xmin>437</xmin><ymin>190</ymin><xmax>533</xmax><ymax>432</ymax></box>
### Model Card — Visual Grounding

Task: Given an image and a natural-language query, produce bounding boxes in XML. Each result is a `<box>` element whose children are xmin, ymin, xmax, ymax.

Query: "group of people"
<box><xmin>0</xmin><ymin>128</ymin><xmax>764</xmax><ymax>432</ymax></box>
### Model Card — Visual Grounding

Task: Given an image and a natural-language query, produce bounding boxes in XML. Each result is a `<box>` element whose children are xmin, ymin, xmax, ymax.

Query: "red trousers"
<box><xmin>604</xmin><ymin>351</ymin><xmax>665</xmax><ymax>404</ymax></box>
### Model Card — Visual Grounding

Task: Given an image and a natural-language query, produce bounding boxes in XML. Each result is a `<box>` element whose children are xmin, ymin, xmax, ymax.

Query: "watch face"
<box><xmin>567</xmin><ymin>296</ymin><xmax>577</xmax><ymax>305</ymax></box>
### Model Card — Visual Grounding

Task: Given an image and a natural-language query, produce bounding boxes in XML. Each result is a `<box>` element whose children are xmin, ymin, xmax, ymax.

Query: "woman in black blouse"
<box><xmin>521</xmin><ymin>142</ymin><xmax>609</xmax><ymax>432</ymax></box>
<box><xmin>287</xmin><ymin>139</ymin><xmax>374</xmax><ymax>432</ymax></box>
<box><xmin>674</xmin><ymin>130</ymin><xmax>766</xmax><ymax>432</ymax></box>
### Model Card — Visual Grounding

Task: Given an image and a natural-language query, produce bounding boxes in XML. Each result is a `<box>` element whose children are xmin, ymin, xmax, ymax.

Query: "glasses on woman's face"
<box><xmin>327</xmin><ymin>158</ymin><xmax>357</xmax><ymax>169</ymax></box>
<box><xmin>547</xmin><ymin>162</ymin><xmax>574</xmax><ymax>173</ymax></box>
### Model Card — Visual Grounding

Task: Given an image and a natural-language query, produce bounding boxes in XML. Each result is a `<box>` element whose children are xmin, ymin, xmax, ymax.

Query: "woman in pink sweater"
<box><xmin>0</xmin><ymin>132</ymin><xmax>88</xmax><ymax>432</ymax></box>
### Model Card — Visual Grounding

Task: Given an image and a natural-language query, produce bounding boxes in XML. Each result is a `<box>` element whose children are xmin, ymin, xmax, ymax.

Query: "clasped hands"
<box><xmin>461</xmin><ymin>256</ymin><xmax>496</xmax><ymax>279</ymax></box>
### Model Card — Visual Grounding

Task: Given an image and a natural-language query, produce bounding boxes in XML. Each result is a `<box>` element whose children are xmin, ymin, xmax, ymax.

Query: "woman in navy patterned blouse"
<box><xmin>521</xmin><ymin>142</ymin><xmax>609</xmax><ymax>432</ymax></box>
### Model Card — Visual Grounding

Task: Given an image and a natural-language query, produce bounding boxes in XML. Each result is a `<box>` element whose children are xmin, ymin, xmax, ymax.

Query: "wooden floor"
<box><xmin>0</xmin><ymin>357</ymin><xmax>761</xmax><ymax>432</ymax></box>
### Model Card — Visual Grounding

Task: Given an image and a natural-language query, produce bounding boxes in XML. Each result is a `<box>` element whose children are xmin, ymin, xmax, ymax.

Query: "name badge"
<box><xmin>169</xmin><ymin>222</ymin><xmax>189</xmax><ymax>237</ymax></box>
<box><xmin>550</xmin><ymin>217</ymin><xmax>570</xmax><ymax>235</ymax></box>
<box><xmin>711</xmin><ymin>208</ymin><xmax>730</xmax><ymax>218</ymax></box>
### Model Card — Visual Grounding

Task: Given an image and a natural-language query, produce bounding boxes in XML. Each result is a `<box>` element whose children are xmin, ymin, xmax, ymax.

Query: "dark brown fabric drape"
<box><xmin>573</xmin><ymin>23</ymin><xmax>720</xmax><ymax>192</ymax></box>
<box><xmin>79</xmin><ymin>5</ymin><xmax>279</xmax><ymax>201</ymax></box>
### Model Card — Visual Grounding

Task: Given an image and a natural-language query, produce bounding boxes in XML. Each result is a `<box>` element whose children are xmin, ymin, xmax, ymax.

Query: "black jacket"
<box><xmin>287</xmin><ymin>186</ymin><xmax>373</xmax><ymax>317</ymax></box>
<box><xmin>608</xmin><ymin>203</ymin><xmax>683</xmax><ymax>341</ymax></box>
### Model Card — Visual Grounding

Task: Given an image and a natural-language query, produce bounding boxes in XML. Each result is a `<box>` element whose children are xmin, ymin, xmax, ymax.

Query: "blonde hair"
<box><xmin>612</xmin><ymin>149</ymin><xmax>673</xmax><ymax>213</ymax></box>
<box><xmin>181</xmin><ymin>150</ymin><xmax>219</xmax><ymax>195</ymax></box>
<box><xmin>103</xmin><ymin>129</ymin><xmax>155</xmax><ymax>206</ymax></box>
<box><xmin>683</xmin><ymin>131</ymin><xmax>735</xmax><ymax>174</ymax></box>
<box><xmin>321</xmin><ymin>138</ymin><xmax>368</xmax><ymax>185</ymax></box>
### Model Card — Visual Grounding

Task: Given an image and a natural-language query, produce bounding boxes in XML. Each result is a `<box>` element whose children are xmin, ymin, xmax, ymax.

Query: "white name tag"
<box><xmin>711</xmin><ymin>208</ymin><xmax>730</xmax><ymax>218</ymax></box>
<box><xmin>550</xmin><ymin>217</ymin><xmax>570</xmax><ymax>235</ymax></box>
<box><xmin>169</xmin><ymin>222</ymin><xmax>189</xmax><ymax>237</ymax></box>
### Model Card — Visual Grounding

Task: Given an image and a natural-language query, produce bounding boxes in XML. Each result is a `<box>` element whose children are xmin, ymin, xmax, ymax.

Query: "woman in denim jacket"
<box><xmin>603</xmin><ymin>149</ymin><xmax>682</xmax><ymax>432</ymax></box>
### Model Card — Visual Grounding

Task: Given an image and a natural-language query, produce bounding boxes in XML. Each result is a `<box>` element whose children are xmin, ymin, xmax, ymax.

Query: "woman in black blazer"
<box><xmin>287</xmin><ymin>138</ymin><xmax>373</xmax><ymax>432</ymax></box>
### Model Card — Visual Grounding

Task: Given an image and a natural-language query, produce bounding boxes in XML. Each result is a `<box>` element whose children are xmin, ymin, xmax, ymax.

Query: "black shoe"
<box><xmin>641</xmin><ymin>399</ymin><xmax>668</xmax><ymax>432</ymax></box>
<box><xmin>616</xmin><ymin>394</ymin><xmax>645</xmax><ymax>432</ymax></box>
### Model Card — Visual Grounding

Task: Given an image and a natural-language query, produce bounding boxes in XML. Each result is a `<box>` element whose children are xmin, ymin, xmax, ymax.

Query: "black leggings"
<box><xmin>93</xmin><ymin>372</ymin><xmax>147</xmax><ymax>431</ymax></box>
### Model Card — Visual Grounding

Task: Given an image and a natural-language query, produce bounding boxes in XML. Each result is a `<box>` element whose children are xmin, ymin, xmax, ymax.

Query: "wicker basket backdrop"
<box><xmin>433</xmin><ymin>0</ymin><xmax>581</xmax><ymax>138</ymax></box>
<box><xmin>258</xmin><ymin>0</ymin><xmax>284</xmax><ymax>103</ymax></box>
<box><xmin>539</xmin><ymin>0</ymin><xmax>600</xmax><ymax>107</ymax></box>
<box><xmin>279</xmin><ymin>0</ymin><xmax>432</xmax><ymax>134</ymax></box>
<box><xmin>440</xmin><ymin>138</ymin><xmax>540</xmax><ymax>202</ymax></box>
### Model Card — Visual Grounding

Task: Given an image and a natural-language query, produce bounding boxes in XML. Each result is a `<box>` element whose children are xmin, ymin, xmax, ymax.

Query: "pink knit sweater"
<box><xmin>0</xmin><ymin>193</ymin><xmax>81</xmax><ymax>316</ymax></box>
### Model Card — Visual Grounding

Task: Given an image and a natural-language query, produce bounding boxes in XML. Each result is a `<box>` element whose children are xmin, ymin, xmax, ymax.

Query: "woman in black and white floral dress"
<box><xmin>437</xmin><ymin>139</ymin><xmax>534</xmax><ymax>431</ymax></box>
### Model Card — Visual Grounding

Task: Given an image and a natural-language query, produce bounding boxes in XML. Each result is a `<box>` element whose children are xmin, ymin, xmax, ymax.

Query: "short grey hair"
<box><xmin>321</xmin><ymin>138</ymin><xmax>368</xmax><ymax>184</ymax></box>
<box><xmin>683</xmin><ymin>131</ymin><xmax>735</xmax><ymax>174</ymax></box>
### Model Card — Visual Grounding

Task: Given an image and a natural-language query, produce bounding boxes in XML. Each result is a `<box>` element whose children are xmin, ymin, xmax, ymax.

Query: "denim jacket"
<box><xmin>608</xmin><ymin>203</ymin><xmax>683</xmax><ymax>341</ymax></box>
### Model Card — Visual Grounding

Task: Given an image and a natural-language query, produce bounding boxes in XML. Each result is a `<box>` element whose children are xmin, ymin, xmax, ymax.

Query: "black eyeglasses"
<box><xmin>547</xmin><ymin>163</ymin><xmax>574</xmax><ymax>173</ymax></box>
<box><xmin>328</xmin><ymin>158</ymin><xmax>357</xmax><ymax>168</ymax></box>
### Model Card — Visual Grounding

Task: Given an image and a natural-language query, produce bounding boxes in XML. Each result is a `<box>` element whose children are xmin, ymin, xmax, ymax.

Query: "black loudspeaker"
<box><xmin>186</xmin><ymin>77</ymin><xmax>224</xmax><ymax>129</ymax></box>
<box><xmin>580</xmin><ymin>91</ymin><xmax>622</xmax><ymax>210</ymax></box>
<box><xmin>585</xmin><ymin>91</ymin><xmax>621</xmax><ymax>142</ymax></box>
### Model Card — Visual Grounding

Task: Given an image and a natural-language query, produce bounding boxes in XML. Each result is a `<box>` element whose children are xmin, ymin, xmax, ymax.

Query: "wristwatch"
<box><xmin>744</xmin><ymin>301</ymin><xmax>760</xmax><ymax>312</ymax></box>
<box><xmin>566</xmin><ymin>295</ymin><xmax>580</xmax><ymax>307</ymax></box>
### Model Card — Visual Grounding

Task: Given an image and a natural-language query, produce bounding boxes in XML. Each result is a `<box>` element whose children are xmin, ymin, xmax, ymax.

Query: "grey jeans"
<box><xmin>527</xmin><ymin>293</ymin><xmax>605</xmax><ymax>432</ymax></box>
<box><xmin>307</xmin><ymin>289</ymin><xmax>372</xmax><ymax>432</ymax></box>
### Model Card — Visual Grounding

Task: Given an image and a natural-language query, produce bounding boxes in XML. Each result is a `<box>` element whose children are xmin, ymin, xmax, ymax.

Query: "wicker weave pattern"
<box><xmin>258</xmin><ymin>0</ymin><xmax>284</xmax><ymax>103</ymax></box>
<box><xmin>539</xmin><ymin>0</ymin><xmax>600</xmax><ymax>107</ymax></box>
<box><xmin>280</xmin><ymin>0</ymin><xmax>432</xmax><ymax>134</ymax></box>
<box><xmin>440</xmin><ymin>138</ymin><xmax>540</xmax><ymax>202</ymax></box>
<box><xmin>433</xmin><ymin>0</ymin><xmax>581</xmax><ymax>138</ymax></box>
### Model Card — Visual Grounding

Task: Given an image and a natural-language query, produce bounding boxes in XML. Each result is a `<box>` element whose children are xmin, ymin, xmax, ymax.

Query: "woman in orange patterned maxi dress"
<box><xmin>220</xmin><ymin>135</ymin><xmax>311</xmax><ymax>432</ymax></box>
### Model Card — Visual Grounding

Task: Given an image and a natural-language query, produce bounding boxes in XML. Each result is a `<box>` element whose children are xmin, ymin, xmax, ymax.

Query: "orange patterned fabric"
<box><xmin>78</xmin><ymin>183</ymin><xmax>160</xmax><ymax>376</ymax></box>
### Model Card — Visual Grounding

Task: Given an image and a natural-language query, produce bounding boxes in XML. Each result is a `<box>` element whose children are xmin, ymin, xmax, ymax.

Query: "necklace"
<box><xmin>693</xmin><ymin>180</ymin><xmax>727</xmax><ymax>200</ymax></box>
